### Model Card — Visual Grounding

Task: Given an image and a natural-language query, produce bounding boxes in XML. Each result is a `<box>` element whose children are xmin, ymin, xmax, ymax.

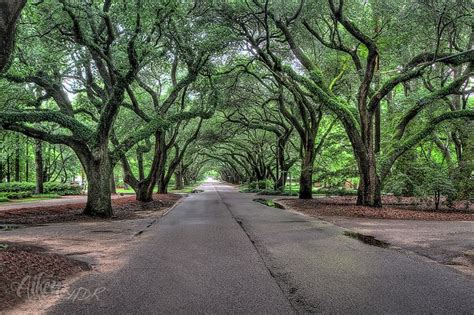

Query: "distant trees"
<box><xmin>0</xmin><ymin>132</ymin><xmax>79</xmax><ymax>186</ymax></box>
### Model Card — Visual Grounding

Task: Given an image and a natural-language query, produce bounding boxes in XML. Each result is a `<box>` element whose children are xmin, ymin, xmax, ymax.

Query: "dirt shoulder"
<box><xmin>0</xmin><ymin>194</ymin><xmax>183</xmax><ymax>313</ymax></box>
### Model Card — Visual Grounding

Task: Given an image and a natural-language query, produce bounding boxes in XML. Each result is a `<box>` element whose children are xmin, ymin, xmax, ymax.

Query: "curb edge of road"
<box><xmin>133</xmin><ymin>196</ymin><xmax>187</xmax><ymax>237</ymax></box>
<box><xmin>161</xmin><ymin>195</ymin><xmax>186</xmax><ymax>217</ymax></box>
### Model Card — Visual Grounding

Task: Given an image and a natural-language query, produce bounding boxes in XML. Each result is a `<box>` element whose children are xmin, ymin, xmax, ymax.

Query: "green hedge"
<box><xmin>0</xmin><ymin>182</ymin><xmax>82</xmax><ymax>195</ymax></box>
<box><xmin>0</xmin><ymin>182</ymin><xmax>34</xmax><ymax>193</ymax></box>
<box><xmin>43</xmin><ymin>182</ymin><xmax>82</xmax><ymax>195</ymax></box>
<box><xmin>0</xmin><ymin>191</ymin><xmax>32</xmax><ymax>199</ymax></box>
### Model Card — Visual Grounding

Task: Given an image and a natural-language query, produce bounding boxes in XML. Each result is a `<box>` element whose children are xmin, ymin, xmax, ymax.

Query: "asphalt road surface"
<box><xmin>49</xmin><ymin>181</ymin><xmax>473</xmax><ymax>314</ymax></box>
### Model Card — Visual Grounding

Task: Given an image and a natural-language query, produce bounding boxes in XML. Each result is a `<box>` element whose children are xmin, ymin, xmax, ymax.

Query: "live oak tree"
<box><xmin>120</xmin><ymin>84</ymin><xmax>215</xmax><ymax>200</ymax></box>
<box><xmin>0</xmin><ymin>0</ymin><xmax>199</xmax><ymax>217</ymax></box>
<box><xmin>0</xmin><ymin>0</ymin><xmax>472</xmax><ymax>213</ymax></box>
<box><xmin>116</xmin><ymin>5</ymin><xmax>227</xmax><ymax>200</ymax></box>
<box><xmin>216</xmin><ymin>0</ymin><xmax>473</xmax><ymax>206</ymax></box>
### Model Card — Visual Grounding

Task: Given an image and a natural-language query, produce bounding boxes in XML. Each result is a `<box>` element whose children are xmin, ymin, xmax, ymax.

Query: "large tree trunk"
<box><xmin>183</xmin><ymin>174</ymin><xmax>190</xmax><ymax>186</ymax></box>
<box><xmin>122</xmin><ymin>161</ymin><xmax>155</xmax><ymax>202</ymax></box>
<box><xmin>155</xmin><ymin>132</ymin><xmax>168</xmax><ymax>194</ymax></box>
<box><xmin>174</xmin><ymin>172</ymin><xmax>184</xmax><ymax>190</ymax></box>
<box><xmin>121</xmin><ymin>131</ymin><xmax>167</xmax><ymax>201</ymax></box>
<box><xmin>137</xmin><ymin>150</ymin><xmax>145</xmax><ymax>181</ymax></box>
<box><xmin>0</xmin><ymin>0</ymin><xmax>27</xmax><ymax>72</ymax></box>
<box><xmin>6</xmin><ymin>155</ymin><xmax>10</xmax><ymax>182</ymax></box>
<box><xmin>157</xmin><ymin>176</ymin><xmax>168</xmax><ymax>194</ymax></box>
<box><xmin>110</xmin><ymin>173</ymin><xmax>117</xmax><ymax>194</ymax></box>
<box><xmin>25</xmin><ymin>139</ymin><xmax>29</xmax><ymax>182</ymax></box>
<box><xmin>34</xmin><ymin>140</ymin><xmax>44</xmax><ymax>194</ymax></box>
<box><xmin>356</xmin><ymin>156</ymin><xmax>382</xmax><ymax>207</ymax></box>
<box><xmin>299</xmin><ymin>167</ymin><xmax>313</xmax><ymax>199</ymax></box>
<box><xmin>299</xmin><ymin>141</ymin><xmax>315</xmax><ymax>199</ymax></box>
<box><xmin>80</xmin><ymin>151</ymin><xmax>114</xmax><ymax>218</ymax></box>
<box><xmin>274</xmin><ymin>139</ymin><xmax>287</xmax><ymax>191</ymax></box>
<box><xmin>275</xmin><ymin>174</ymin><xmax>286</xmax><ymax>191</ymax></box>
<box><xmin>14</xmin><ymin>146</ymin><xmax>20</xmax><ymax>181</ymax></box>
<box><xmin>174</xmin><ymin>164</ymin><xmax>184</xmax><ymax>190</ymax></box>
<box><xmin>135</xmin><ymin>180</ymin><xmax>154</xmax><ymax>202</ymax></box>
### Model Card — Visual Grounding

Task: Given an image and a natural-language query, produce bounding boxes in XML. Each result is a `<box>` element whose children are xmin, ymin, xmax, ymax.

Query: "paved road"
<box><xmin>321</xmin><ymin>216</ymin><xmax>474</xmax><ymax>274</ymax></box>
<box><xmin>49</xmin><ymin>181</ymin><xmax>473</xmax><ymax>314</ymax></box>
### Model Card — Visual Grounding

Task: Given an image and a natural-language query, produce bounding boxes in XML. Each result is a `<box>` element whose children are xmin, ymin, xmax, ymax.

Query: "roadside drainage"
<box><xmin>254</xmin><ymin>198</ymin><xmax>285</xmax><ymax>209</ymax></box>
<box><xmin>343</xmin><ymin>231</ymin><xmax>390</xmax><ymax>248</ymax></box>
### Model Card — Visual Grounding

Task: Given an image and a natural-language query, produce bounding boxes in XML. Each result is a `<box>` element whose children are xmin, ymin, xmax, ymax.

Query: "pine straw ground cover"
<box><xmin>278</xmin><ymin>196</ymin><xmax>474</xmax><ymax>221</ymax></box>
<box><xmin>0</xmin><ymin>243</ymin><xmax>90</xmax><ymax>311</ymax></box>
<box><xmin>0</xmin><ymin>194</ymin><xmax>182</xmax><ymax>225</ymax></box>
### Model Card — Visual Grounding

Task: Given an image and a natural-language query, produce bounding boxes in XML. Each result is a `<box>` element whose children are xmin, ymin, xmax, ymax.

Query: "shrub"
<box><xmin>248</xmin><ymin>180</ymin><xmax>272</xmax><ymax>190</ymax></box>
<box><xmin>240</xmin><ymin>187</ymin><xmax>262</xmax><ymax>193</ymax></box>
<box><xmin>44</xmin><ymin>182</ymin><xmax>82</xmax><ymax>195</ymax></box>
<box><xmin>0</xmin><ymin>182</ymin><xmax>35</xmax><ymax>193</ymax></box>
<box><xmin>0</xmin><ymin>182</ymin><xmax>82</xmax><ymax>195</ymax></box>
<box><xmin>0</xmin><ymin>191</ymin><xmax>33</xmax><ymax>199</ymax></box>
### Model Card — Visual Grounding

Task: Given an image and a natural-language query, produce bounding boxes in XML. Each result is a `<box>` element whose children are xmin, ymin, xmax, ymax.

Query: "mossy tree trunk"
<box><xmin>174</xmin><ymin>165</ymin><xmax>184</xmax><ymax>190</ymax></box>
<box><xmin>78</xmin><ymin>149</ymin><xmax>114</xmax><ymax>218</ymax></box>
<box><xmin>299</xmin><ymin>138</ymin><xmax>315</xmax><ymax>199</ymax></box>
<box><xmin>34</xmin><ymin>139</ymin><xmax>44</xmax><ymax>194</ymax></box>
<box><xmin>0</xmin><ymin>0</ymin><xmax>26</xmax><ymax>72</ymax></box>
<box><xmin>121</xmin><ymin>131</ymin><xmax>167</xmax><ymax>201</ymax></box>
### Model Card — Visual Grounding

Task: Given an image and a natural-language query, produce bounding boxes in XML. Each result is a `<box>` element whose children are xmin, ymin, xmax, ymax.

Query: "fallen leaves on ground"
<box><xmin>278</xmin><ymin>196</ymin><xmax>473</xmax><ymax>221</ymax></box>
<box><xmin>0</xmin><ymin>243</ymin><xmax>90</xmax><ymax>311</ymax></box>
<box><xmin>0</xmin><ymin>194</ymin><xmax>181</xmax><ymax>225</ymax></box>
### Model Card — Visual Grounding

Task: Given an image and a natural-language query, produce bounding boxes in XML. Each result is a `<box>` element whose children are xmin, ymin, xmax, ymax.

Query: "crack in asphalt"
<box><xmin>134</xmin><ymin>219</ymin><xmax>157</xmax><ymax>237</ymax></box>
<box><xmin>213</xmin><ymin>186</ymin><xmax>302</xmax><ymax>313</ymax></box>
<box><xmin>232</xmin><ymin>215</ymin><xmax>320</xmax><ymax>313</ymax></box>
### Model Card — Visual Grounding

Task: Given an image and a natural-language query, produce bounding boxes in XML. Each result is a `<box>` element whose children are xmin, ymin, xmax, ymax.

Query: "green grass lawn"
<box><xmin>169</xmin><ymin>181</ymin><xmax>204</xmax><ymax>193</ymax></box>
<box><xmin>116</xmin><ymin>188</ymin><xmax>135</xmax><ymax>194</ymax></box>
<box><xmin>169</xmin><ymin>185</ymin><xmax>199</xmax><ymax>194</ymax></box>
<box><xmin>282</xmin><ymin>184</ymin><xmax>326</xmax><ymax>193</ymax></box>
<box><xmin>8</xmin><ymin>194</ymin><xmax>62</xmax><ymax>203</ymax></box>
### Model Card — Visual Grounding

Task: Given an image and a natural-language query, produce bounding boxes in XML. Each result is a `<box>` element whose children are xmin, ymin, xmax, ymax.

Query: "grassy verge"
<box><xmin>116</xmin><ymin>188</ymin><xmax>135</xmax><ymax>194</ymax></box>
<box><xmin>169</xmin><ymin>181</ymin><xmax>204</xmax><ymax>193</ymax></box>
<box><xmin>9</xmin><ymin>194</ymin><xmax>62</xmax><ymax>203</ymax></box>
